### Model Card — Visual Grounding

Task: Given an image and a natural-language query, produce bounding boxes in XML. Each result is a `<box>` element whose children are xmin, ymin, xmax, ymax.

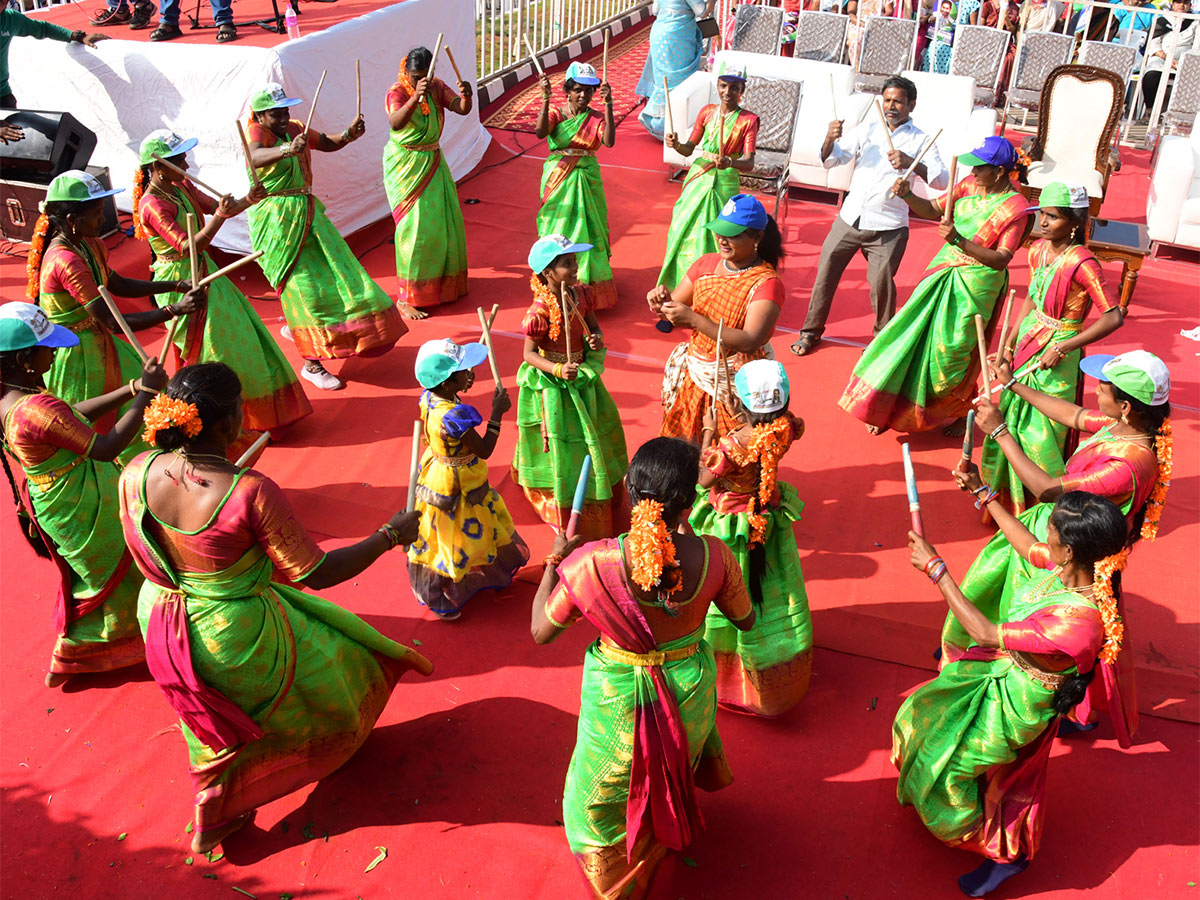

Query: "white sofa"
<box><xmin>1146</xmin><ymin>119</ymin><xmax>1200</xmax><ymax>252</ymax></box>
<box><xmin>664</xmin><ymin>50</ymin><xmax>873</xmax><ymax>196</ymax></box>
<box><xmin>663</xmin><ymin>53</ymin><xmax>997</xmax><ymax>200</ymax></box>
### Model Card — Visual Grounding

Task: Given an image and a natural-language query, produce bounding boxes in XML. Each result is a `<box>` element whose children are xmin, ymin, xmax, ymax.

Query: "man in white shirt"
<box><xmin>790</xmin><ymin>76</ymin><xmax>947</xmax><ymax>356</ymax></box>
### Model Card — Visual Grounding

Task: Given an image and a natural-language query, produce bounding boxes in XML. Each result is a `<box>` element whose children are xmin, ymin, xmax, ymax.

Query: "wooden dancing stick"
<box><xmin>406</xmin><ymin>420</ymin><xmax>422</xmax><ymax>513</ymax></box>
<box><xmin>886</xmin><ymin>128</ymin><xmax>942</xmax><ymax>199</ymax></box>
<box><xmin>565</xmin><ymin>454</ymin><xmax>593</xmax><ymax>539</ymax></box>
<box><xmin>304</xmin><ymin>69</ymin><xmax>328</xmax><ymax>135</ymax></box>
<box><xmin>355</xmin><ymin>59</ymin><xmax>362</xmax><ymax>119</ymax></box>
<box><xmin>476</xmin><ymin>306</ymin><xmax>503</xmax><ymax>388</ymax></box>
<box><xmin>829</xmin><ymin>73</ymin><xmax>839</xmax><ymax>121</ymax></box>
<box><xmin>522</xmin><ymin>34</ymin><xmax>544</xmax><ymax>75</ymax></box>
<box><xmin>901</xmin><ymin>442</ymin><xmax>924</xmax><ymax>537</ymax></box>
<box><xmin>958</xmin><ymin>409</ymin><xmax>977</xmax><ymax>473</ymax></box>
<box><xmin>602</xmin><ymin>28</ymin><xmax>610</xmax><ymax>83</ymax></box>
<box><xmin>235</xmin><ymin>121</ymin><xmax>260</xmax><ymax>189</ymax></box>
<box><xmin>875</xmin><ymin>99</ymin><xmax>895</xmax><ymax>152</ymax></box>
<box><xmin>972</xmin><ymin>358</ymin><xmax>1041</xmax><ymax>403</ymax></box>
<box><xmin>559</xmin><ymin>287</ymin><xmax>591</xmax><ymax>337</ymax></box>
<box><xmin>995</xmin><ymin>289</ymin><xmax>1016</xmax><ymax>362</ymax></box>
<box><xmin>445</xmin><ymin>47</ymin><xmax>464</xmax><ymax>83</ymax></box>
<box><xmin>488</xmin><ymin>302</ymin><xmax>499</xmax><ymax>330</ymax></box>
<box><xmin>195</xmin><ymin>251</ymin><xmax>265</xmax><ymax>290</ymax></box>
<box><xmin>96</xmin><ymin>286</ymin><xmax>150</xmax><ymax>364</ymax></box>
<box><xmin>429</xmin><ymin>32</ymin><xmax>444</xmax><ymax>82</ymax></box>
<box><xmin>234</xmin><ymin>431</ymin><xmax>270</xmax><ymax>467</ymax></box>
<box><xmin>559</xmin><ymin>282</ymin><xmax>572</xmax><ymax>360</ymax></box>
<box><xmin>152</xmin><ymin>155</ymin><xmax>223</xmax><ymax>200</ymax></box>
<box><xmin>974</xmin><ymin>314</ymin><xmax>992</xmax><ymax>401</ymax></box>
<box><xmin>942</xmin><ymin>157</ymin><xmax>959</xmax><ymax>225</ymax></box>
<box><xmin>712</xmin><ymin>318</ymin><xmax>725</xmax><ymax>404</ymax></box>
<box><xmin>662</xmin><ymin>75</ymin><xmax>675</xmax><ymax>138</ymax></box>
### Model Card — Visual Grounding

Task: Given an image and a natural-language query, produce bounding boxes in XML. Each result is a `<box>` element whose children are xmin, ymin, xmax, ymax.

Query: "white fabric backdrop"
<box><xmin>9</xmin><ymin>0</ymin><xmax>490</xmax><ymax>252</ymax></box>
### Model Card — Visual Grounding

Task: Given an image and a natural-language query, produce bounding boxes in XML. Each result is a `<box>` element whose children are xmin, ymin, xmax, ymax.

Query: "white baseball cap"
<box><xmin>735</xmin><ymin>359</ymin><xmax>789</xmax><ymax>413</ymax></box>
<box><xmin>0</xmin><ymin>302</ymin><xmax>80</xmax><ymax>352</ymax></box>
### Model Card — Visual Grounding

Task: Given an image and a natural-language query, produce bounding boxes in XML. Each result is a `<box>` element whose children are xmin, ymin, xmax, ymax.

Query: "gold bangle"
<box><xmin>129</xmin><ymin>379</ymin><xmax>138</xmax><ymax>398</ymax></box>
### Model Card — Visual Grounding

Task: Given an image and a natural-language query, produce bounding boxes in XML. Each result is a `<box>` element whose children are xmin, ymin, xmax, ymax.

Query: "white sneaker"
<box><xmin>280</xmin><ymin>324</ymin><xmax>293</xmax><ymax>341</ymax></box>
<box><xmin>300</xmin><ymin>364</ymin><xmax>344</xmax><ymax>391</ymax></box>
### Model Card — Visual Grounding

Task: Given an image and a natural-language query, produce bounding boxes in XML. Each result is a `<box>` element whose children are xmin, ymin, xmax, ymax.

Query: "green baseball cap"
<box><xmin>1079</xmin><ymin>350</ymin><xmax>1171</xmax><ymax>406</ymax></box>
<box><xmin>139</xmin><ymin>129</ymin><xmax>199</xmax><ymax>166</ymax></box>
<box><xmin>0</xmin><ymin>302</ymin><xmax>80</xmax><ymax>352</ymax></box>
<box><xmin>45</xmin><ymin>169</ymin><xmax>124</xmax><ymax>204</ymax></box>
<box><xmin>249</xmin><ymin>81</ymin><xmax>302</xmax><ymax>113</ymax></box>
<box><xmin>414</xmin><ymin>339</ymin><xmax>490</xmax><ymax>389</ymax></box>
<box><xmin>1034</xmin><ymin>180</ymin><xmax>1089</xmax><ymax>211</ymax></box>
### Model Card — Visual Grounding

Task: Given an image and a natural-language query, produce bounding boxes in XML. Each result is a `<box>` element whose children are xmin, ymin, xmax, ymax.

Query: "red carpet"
<box><xmin>481</xmin><ymin>24</ymin><xmax>649</xmax><ymax>132</ymax></box>
<box><xmin>1</xmin><ymin>113</ymin><xmax>1196</xmax><ymax>898</ymax></box>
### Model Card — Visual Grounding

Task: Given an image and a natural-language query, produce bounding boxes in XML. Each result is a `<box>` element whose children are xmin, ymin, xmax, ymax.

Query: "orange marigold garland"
<box><xmin>131</xmin><ymin>167</ymin><xmax>147</xmax><ymax>241</ymax></box>
<box><xmin>627</xmin><ymin>499</ymin><xmax>681</xmax><ymax>600</ymax></box>
<box><xmin>1140</xmin><ymin>418</ymin><xmax>1172</xmax><ymax>542</ymax></box>
<box><xmin>142</xmin><ymin>395</ymin><xmax>203</xmax><ymax>446</ymax></box>
<box><xmin>725</xmin><ymin>415</ymin><xmax>796</xmax><ymax>546</ymax></box>
<box><xmin>26</xmin><ymin>214</ymin><xmax>51</xmax><ymax>300</ymax></box>
<box><xmin>1094</xmin><ymin>548</ymin><xmax>1129</xmax><ymax>665</ymax></box>
<box><xmin>529</xmin><ymin>274</ymin><xmax>563</xmax><ymax>342</ymax></box>
<box><xmin>398</xmin><ymin>55</ymin><xmax>430</xmax><ymax>115</ymax></box>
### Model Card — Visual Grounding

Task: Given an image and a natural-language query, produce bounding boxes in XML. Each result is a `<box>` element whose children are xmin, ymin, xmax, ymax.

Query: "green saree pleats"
<box><xmin>690</xmin><ymin>482</ymin><xmax>812</xmax><ymax>716</ymax></box>
<box><xmin>383</xmin><ymin>100</ymin><xmax>468</xmax><ymax>309</ymax></box>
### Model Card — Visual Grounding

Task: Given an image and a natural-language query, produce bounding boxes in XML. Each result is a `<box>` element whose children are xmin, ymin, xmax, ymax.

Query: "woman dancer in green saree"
<box><xmin>28</xmin><ymin>170</ymin><xmax>203</xmax><ymax>463</ymax></box>
<box><xmin>118</xmin><ymin>363</ymin><xmax>432</xmax><ymax>854</ymax></box>
<box><xmin>692</xmin><ymin>360</ymin><xmax>812</xmax><ymax>716</ymax></box>
<box><xmin>839</xmin><ymin>136</ymin><xmax>1031</xmax><ymax>434</ymax></box>
<box><xmin>383</xmin><ymin>47</ymin><xmax>472</xmax><ymax>319</ymax></box>
<box><xmin>532</xmin><ymin>438</ymin><xmax>755</xmax><ymax>900</ymax></box>
<box><xmin>896</xmin><ymin>492</ymin><xmax>1129</xmax><ymax>897</ymax></box>
<box><xmin>247</xmin><ymin>82</ymin><xmax>407</xmax><ymax>391</ymax></box>
<box><xmin>979</xmin><ymin>181</ymin><xmax>1122</xmax><ymax>513</ymax></box>
<box><xmin>659</xmin><ymin>62</ymin><xmax>758</xmax><ymax>290</ymax></box>
<box><xmin>536</xmin><ymin>61</ymin><xmax>618</xmax><ymax>310</ymax></box>
<box><xmin>0</xmin><ymin>301</ymin><xmax>167</xmax><ymax>687</ymax></box>
<box><xmin>134</xmin><ymin>129</ymin><xmax>312</xmax><ymax>459</ymax></box>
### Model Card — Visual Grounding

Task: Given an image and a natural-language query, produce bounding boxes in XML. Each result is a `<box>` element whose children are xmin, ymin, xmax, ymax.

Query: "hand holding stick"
<box><xmin>995</xmin><ymin>289</ymin><xmax>1016</xmax><ymax>362</ymax></box>
<box><xmin>958</xmin><ymin>409</ymin><xmax>977</xmax><ymax>473</ymax></box>
<box><xmin>602</xmin><ymin>29</ymin><xmax>610</xmax><ymax>84</ymax></box>
<box><xmin>972</xmin><ymin>358</ymin><xmax>1040</xmax><ymax>403</ymax></box>
<box><xmin>886</xmin><ymin>128</ymin><xmax>942</xmax><ymax>199</ymax></box>
<box><xmin>875</xmin><ymin>99</ymin><xmax>895</xmax><ymax>152</ymax></box>
<box><xmin>565</xmin><ymin>454</ymin><xmax>593</xmax><ymax>539</ymax></box>
<box><xmin>152</xmin><ymin>155</ymin><xmax>223</xmax><ymax>200</ymax></box>
<box><xmin>195</xmin><ymin>250</ymin><xmax>265</xmax><ymax>290</ymax></box>
<box><xmin>235</xmin><ymin>121</ymin><xmax>260</xmax><ymax>189</ymax></box>
<box><xmin>662</xmin><ymin>75</ymin><xmax>675</xmax><ymax>139</ymax></box>
<box><xmin>476</xmin><ymin>306</ymin><xmax>503</xmax><ymax>388</ymax></box>
<box><xmin>96</xmin><ymin>286</ymin><xmax>150</xmax><ymax>364</ymax></box>
<box><xmin>406</xmin><ymin>420</ymin><xmax>422</xmax><ymax>512</ymax></box>
<box><xmin>901</xmin><ymin>442</ymin><xmax>924</xmax><ymax>537</ymax></box>
<box><xmin>234</xmin><ymin>431</ymin><xmax>270</xmax><ymax>467</ymax></box>
<box><xmin>304</xmin><ymin>70</ymin><xmax>328</xmax><ymax>135</ymax></box>
<box><xmin>974</xmin><ymin>313</ymin><xmax>992</xmax><ymax>400</ymax></box>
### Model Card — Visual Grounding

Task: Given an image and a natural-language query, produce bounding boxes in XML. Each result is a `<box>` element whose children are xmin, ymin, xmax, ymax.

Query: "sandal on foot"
<box><xmin>789</xmin><ymin>333</ymin><xmax>819</xmax><ymax>357</ymax></box>
<box><xmin>149</xmin><ymin>23</ymin><xmax>183</xmax><ymax>40</ymax></box>
<box><xmin>89</xmin><ymin>6</ymin><xmax>131</xmax><ymax>26</ymax></box>
<box><xmin>129</xmin><ymin>2</ymin><xmax>154</xmax><ymax>28</ymax></box>
<box><xmin>215</xmin><ymin>23</ymin><xmax>236</xmax><ymax>41</ymax></box>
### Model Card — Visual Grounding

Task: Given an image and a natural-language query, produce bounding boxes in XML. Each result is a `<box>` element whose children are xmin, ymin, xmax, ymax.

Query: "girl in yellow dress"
<box><xmin>407</xmin><ymin>339</ymin><xmax>529</xmax><ymax>619</ymax></box>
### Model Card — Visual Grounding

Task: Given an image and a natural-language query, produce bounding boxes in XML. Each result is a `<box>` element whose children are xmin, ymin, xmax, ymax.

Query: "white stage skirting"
<box><xmin>9</xmin><ymin>0</ymin><xmax>490</xmax><ymax>254</ymax></box>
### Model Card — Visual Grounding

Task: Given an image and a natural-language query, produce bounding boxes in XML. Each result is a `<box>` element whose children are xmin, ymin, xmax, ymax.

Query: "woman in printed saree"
<box><xmin>0</xmin><ymin>302</ymin><xmax>167</xmax><ymax>687</ymax></box>
<box><xmin>246</xmin><ymin>82</ymin><xmax>407</xmax><ymax>392</ymax></box>
<box><xmin>839</xmin><ymin>136</ymin><xmax>1031</xmax><ymax>434</ymax></box>
<box><xmin>408</xmin><ymin>339</ymin><xmax>529</xmax><ymax>619</ymax></box>
<box><xmin>117</xmin><ymin>362</ymin><xmax>433</xmax><ymax>854</ymax></box>
<box><xmin>896</xmin><ymin>491</ymin><xmax>1129</xmax><ymax>897</ymax></box>
<box><xmin>659</xmin><ymin>62</ymin><xmax>759</xmax><ymax>291</ymax></box>
<box><xmin>384</xmin><ymin>46</ymin><xmax>472</xmax><ymax>319</ymax></box>
<box><xmin>635</xmin><ymin>0</ymin><xmax>713</xmax><ymax>140</ymax></box>
<box><xmin>943</xmin><ymin>350</ymin><xmax>1171</xmax><ymax>746</ymax></box>
<box><xmin>133</xmin><ymin>129</ymin><xmax>312</xmax><ymax>459</ymax></box>
<box><xmin>692</xmin><ymin>360</ymin><xmax>811</xmax><ymax>716</ymax></box>
<box><xmin>513</xmin><ymin>235</ymin><xmax>628</xmax><ymax>540</ymax></box>
<box><xmin>980</xmin><ymin>182</ymin><xmax>1122</xmax><ymax>514</ymax></box>
<box><xmin>649</xmin><ymin>193</ymin><xmax>786</xmax><ymax>444</ymax></box>
<box><xmin>535</xmin><ymin>62</ymin><xmax>618</xmax><ymax>310</ymax></box>
<box><xmin>531</xmin><ymin>437</ymin><xmax>756</xmax><ymax>900</ymax></box>
<box><xmin>27</xmin><ymin>170</ymin><xmax>204</xmax><ymax>462</ymax></box>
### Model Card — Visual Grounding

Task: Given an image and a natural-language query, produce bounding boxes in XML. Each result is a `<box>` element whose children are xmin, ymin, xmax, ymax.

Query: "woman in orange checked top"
<box><xmin>649</xmin><ymin>193</ymin><xmax>786</xmax><ymax>444</ymax></box>
<box><xmin>133</xmin><ymin>129</ymin><xmax>311</xmax><ymax>460</ymax></box>
<box><xmin>245</xmin><ymin>81</ymin><xmax>407</xmax><ymax>392</ymax></box>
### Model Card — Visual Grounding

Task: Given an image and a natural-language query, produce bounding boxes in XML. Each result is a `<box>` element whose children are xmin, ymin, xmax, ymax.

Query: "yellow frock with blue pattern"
<box><xmin>406</xmin><ymin>391</ymin><xmax>529</xmax><ymax>617</ymax></box>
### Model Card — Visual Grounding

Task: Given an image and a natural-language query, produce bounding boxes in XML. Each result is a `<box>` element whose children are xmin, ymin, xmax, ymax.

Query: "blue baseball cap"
<box><xmin>706</xmin><ymin>193</ymin><xmax>768</xmax><ymax>237</ymax></box>
<box><xmin>959</xmin><ymin>136</ymin><xmax>1017</xmax><ymax>169</ymax></box>
<box><xmin>565</xmin><ymin>62</ymin><xmax>601</xmax><ymax>86</ymax></box>
<box><xmin>0</xmin><ymin>302</ymin><xmax>80</xmax><ymax>352</ymax></box>
<box><xmin>528</xmin><ymin>234</ymin><xmax>592</xmax><ymax>272</ymax></box>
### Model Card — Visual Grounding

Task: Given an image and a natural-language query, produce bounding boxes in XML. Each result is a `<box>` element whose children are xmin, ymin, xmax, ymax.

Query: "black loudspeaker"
<box><xmin>0</xmin><ymin>110</ymin><xmax>97</xmax><ymax>183</ymax></box>
<box><xmin>1</xmin><ymin>165</ymin><xmax>119</xmax><ymax>243</ymax></box>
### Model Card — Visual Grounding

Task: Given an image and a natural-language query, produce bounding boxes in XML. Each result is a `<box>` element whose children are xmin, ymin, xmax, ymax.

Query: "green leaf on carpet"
<box><xmin>280</xmin><ymin>894</ymin><xmax>294</xmax><ymax>899</ymax></box>
<box><xmin>682</xmin><ymin>857</ymin><xmax>698</xmax><ymax>868</ymax></box>
<box><xmin>365</xmin><ymin>846</ymin><xmax>388</xmax><ymax>873</ymax></box>
<box><xmin>301</xmin><ymin>821</ymin><xmax>315</xmax><ymax>840</ymax></box>
<box><xmin>207</xmin><ymin>851</ymin><xmax>224</xmax><ymax>863</ymax></box>
<box><xmin>203</xmin><ymin>874</ymin><xmax>217</xmax><ymax>880</ymax></box>
<box><xmin>117</xmin><ymin>833</ymin><xmax>127</xmax><ymax>841</ymax></box>
<box><xmin>185</xmin><ymin>822</ymin><xmax>194</xmax><ymax>833</ymax></box>
<box><xmin>184</xmin><ymin>857</ymin><xmax>193</xmax><ymax>866</ymax></box>
<box><xmin>412</xmin><ymin>638</ymin><xmax>423</xmax><ymax>646</ymax></box>
<box><xmin>232</xmin><ymin>888</ymin><xmax>257</xmax><ymax>898</ymax></box>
